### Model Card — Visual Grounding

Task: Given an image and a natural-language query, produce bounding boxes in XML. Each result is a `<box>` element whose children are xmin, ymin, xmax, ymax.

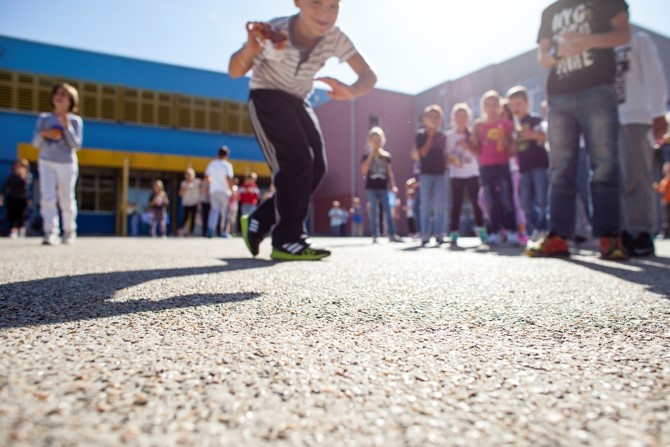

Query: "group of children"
<box><xmin>146</xmin><ymin>164</ymin><xmax>262</xmax><ymax>239</ymax></box>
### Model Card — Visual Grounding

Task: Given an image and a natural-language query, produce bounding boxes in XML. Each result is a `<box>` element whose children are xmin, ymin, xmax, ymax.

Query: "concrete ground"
<box><xmin>0</xmin><ymin>236</ymin><xmax>668</xmax><ymax>446</ymax></box>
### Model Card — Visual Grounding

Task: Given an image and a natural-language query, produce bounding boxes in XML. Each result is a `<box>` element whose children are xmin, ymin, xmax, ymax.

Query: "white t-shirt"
<box><xmin>205</xmin><ymin>159</ymin><xmax>234</xmax><ymax>195</ymax></box>
<box><xmin>446</xmin><ymin>129</ymin><xmax>480</xmax><ymax>179</ymax></box>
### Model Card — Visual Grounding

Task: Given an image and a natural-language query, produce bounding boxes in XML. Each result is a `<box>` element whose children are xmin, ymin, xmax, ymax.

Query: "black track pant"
<box><xmin>248</xmin><ymin>89</ymin><xmax>327</xmax><ymax>247</ymax></box>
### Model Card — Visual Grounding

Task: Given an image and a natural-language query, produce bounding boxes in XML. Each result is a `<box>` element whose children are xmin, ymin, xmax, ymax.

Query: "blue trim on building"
<box><xmin>0</xmin><ymin>35</ymin><xmax>251</xmax><ymax>101</ymax></box>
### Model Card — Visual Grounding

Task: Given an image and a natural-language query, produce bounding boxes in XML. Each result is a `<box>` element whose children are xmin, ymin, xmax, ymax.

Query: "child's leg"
<box><xmin>576</xmin><ymin>86</ymin><xmax>620</xmax><ymax>238</ymax></box>
<box><xmin>366</xmin><ymin>190</ymin><xmax>379</xmax><ymax>238</ymax></box>
<box><xmin>480</xmin><ymin>167</ymin><xmax>501</xmax><ymax>234</ymax></box>
<box><xmin>547</xmin><ymin>95</ymin><xmax>581</xmax><ymax>238</ymax></box>
<box><xmin>450</xmin><ymin>178</ymin><xmax>465</xmax><ymax>233</ymax></box>
<box><xmin>466</xmin><ymin>176</ymin><xmax>485</xmax><ymax>228</ymax></box>
<box><xmin>248</xmin><ymin>90</ymin><xmax>322</xmax><ymax>246</ymax></box>
<box><xmin>534</xmin><ymin>168</ymin><xmax>549</xmax><ymax>232</ymax></box>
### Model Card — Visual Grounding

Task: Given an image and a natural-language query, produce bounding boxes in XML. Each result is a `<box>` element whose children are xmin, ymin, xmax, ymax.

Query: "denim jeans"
<box><xmin>419</xmin><ymin>173</ymin><xmax>447</xmax><ymax>240</ymax></box>
<box><xmin>619</xmin><ymin>124</ymin><xmax>655</xmax><ymax>235</ymax></box>
<box><xmin>520</xmin><ymin>167</ymin><xmax>549</xmax><ymax>233</ymax></box>
<box><xmin>480</xmin><ymin>164</ymin><xmax>516</xmax><ymax>234</ymax></box>
<box><xmin>366</xmin><ymin>188</ymin><xmax>395</xmax><ymax>238</ymax></box>
<box><xmin>547</xmin><ymin>84</ymin><xmax>620</xmax><ymax>238</ymax></box>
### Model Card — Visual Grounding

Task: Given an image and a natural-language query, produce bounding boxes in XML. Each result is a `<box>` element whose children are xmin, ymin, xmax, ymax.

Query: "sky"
<box><xmin>0</xmin><ymin>0</ymin><xmax>668</xmax><ymax>95</ymax></box>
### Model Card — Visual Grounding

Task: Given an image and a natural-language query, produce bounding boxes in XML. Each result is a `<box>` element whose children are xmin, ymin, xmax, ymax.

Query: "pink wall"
<box><xmin>313</xmin><ymin>89</ymin><xmax>417</xmax><ymax>235</ymax></box>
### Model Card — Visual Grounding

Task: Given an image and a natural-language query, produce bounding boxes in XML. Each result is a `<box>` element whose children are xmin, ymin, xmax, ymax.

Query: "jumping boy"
<box><xmin>229</xmin><ymin>0</ymin><xmax>376</xmax><ymax>260</ymax></box>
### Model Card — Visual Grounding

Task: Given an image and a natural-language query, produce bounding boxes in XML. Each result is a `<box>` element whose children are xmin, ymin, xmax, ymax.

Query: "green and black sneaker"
<box><xmin>240</xmin><ymin>214</ymin><xmax>265</xmax><ymax>257</ymax></box>
<box><xmin>270</xmin><ymin>240</ymin><xmax>331</xmax><ymax>261</ymax></box>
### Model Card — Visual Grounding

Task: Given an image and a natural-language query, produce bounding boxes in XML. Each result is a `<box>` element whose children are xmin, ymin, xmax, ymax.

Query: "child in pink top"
<box><xmin>469</xmin><ymin>90</ymin><xmax>519</xmax><ymax>246</ymax></box>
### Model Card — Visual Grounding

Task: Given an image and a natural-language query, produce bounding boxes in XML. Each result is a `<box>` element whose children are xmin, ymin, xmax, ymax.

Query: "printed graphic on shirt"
<box><xmin>615</xmin><ymin>44</ymin><xmax>631</xmax><ymax>103</ymax></box>
<box><xmin>551</xmin><ymin>3</ymin><xmax>595</xmax><ymax>79</ymax></box>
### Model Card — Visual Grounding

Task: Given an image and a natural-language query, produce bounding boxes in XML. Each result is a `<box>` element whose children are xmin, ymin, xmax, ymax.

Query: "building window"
<box><xmin>77</xmin><ymin>170</ymin><xmax>116</xmax><ymax>212</ymax></box>
<box><xmin>0</xmin><ymin>68</ymin><xmax>255</xmax><ymax>136</ymax></box>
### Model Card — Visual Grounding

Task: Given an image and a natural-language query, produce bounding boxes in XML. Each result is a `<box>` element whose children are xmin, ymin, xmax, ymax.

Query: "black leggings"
<box><xmin>6</xmin><ymin>197</ymin><xmax>28</xmax><ymax>229</ymax></box>
<box><xmin>450</xmin><ymin>176</ymin><xmax>484</xmax><ymax>232</ymax></box>
<box><xmin>180</xmin><ymin>205</ymin><xmax>197</xmax><ymax>233</ymax></box>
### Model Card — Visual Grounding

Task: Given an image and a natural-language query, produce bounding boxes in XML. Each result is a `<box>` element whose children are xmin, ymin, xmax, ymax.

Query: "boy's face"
<box><xmin>423</xmin><ymin>110</ymin><xmax>443</xmax><ymax>128</ymax></box>
<box><xmin>295</xmin><ymin>0</ymin><xmax>339</xmax><ymax>37</ymax></box>
<box><xmin>508</xmin><ymin>96</ymin><xmax>529</xmax><ymax>118</ymax></box>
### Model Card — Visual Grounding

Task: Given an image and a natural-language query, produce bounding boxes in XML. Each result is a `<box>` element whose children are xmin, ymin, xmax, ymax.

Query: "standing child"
<box><xmin>507</xmin><ymin>86</ymin><xmax>550</xmax><ymax>241</ymax></box>
<box><xmin>349</xmin><ymin>196</ymin><xmax>364</xmax><ymax>237</ymax></box>
<box><xmin>470</xmin><ymin>91</ymin><xmax>518</xmax><ymax>246</ymax></box>
<box><xmin>446</xmin><ymin>103</ymin><xmax>487</xmax><ymax>244</ymax></box>
<box><xmin>1</xmin><ymin>159</ymin><xmax>32</xmax><ymax>238</ymax></box>
<box><xmin>328</xmin><ymin>200</ymin><xmax>347</xmax><ymax>236</ymax></box>
<box><xmin>616</xmin><ymin>30</ymin><xmax>668</xmax><ymax>256</ymax></box>
<box><xmin>149</xmin><ymin>179</ymin><xmax>169</xmax><ymax>238</ymax></box>
<box><xmin>32</xmin><ymin>83</ymin><xmax>83</xmax><ymax>245</ymax></box>
<box><xmin>239</xmin><ymin>173</ymin><xmax>260</xmax><ymax>217</ymax></box>
<box><xmin>654</xmin><ymin>162</ymin><xmax>670</xmax><ymax>239</ymax></box>
<box><xmin>528</xmin><ymin>0</ymin><xmax>631</xmax><ymax>259</ymax></box>
<box><xmin>231</xmin><ymin>0</ymin><xmax>376</xmax><ymax>260</ymax></box>
<box><xmin>362</xmin><ymin>127</ymin><xmax>400</xmax><ymax>243</ymax></box>
<box><xmin>413</xmin><ymin>105</ymin><xmax>448</xmax><ymax>246</ymax></box>
<box><xmin>178</xmin><ymin>168</ymin><xmax>200</xmax><ymax>237</ymax></box>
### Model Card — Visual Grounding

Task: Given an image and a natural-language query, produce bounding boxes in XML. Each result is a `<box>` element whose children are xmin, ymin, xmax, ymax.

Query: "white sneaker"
<box><xmin>486</xmin><ymin>233</ymin><xmax>501</xmax><ymax>245</ymax></box>
<box><xmin>9</xmin><ymin>229</ymin><xmax>18</xmax><ymax>239</ymax></box>
<box><xmin>42</xmin><ymin>234</ymin><xmax>60</xmax><ymax>245</ymax></box>
<box><xmin>62</xmin><ymin>232</ymin><xmax>77</xmax><ymax>245</ymax></box>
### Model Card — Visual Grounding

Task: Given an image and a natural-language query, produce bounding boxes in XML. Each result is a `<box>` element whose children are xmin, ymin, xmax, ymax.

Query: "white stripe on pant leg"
<box><xmin>248</xmin><ymin>97</ymin><xmax>283</xmax><ymax>236</ymax></box>
<box><xmin>248</xmin><ymin>99</ymin><xmax>279</xmax><ymax>173</ymax></box>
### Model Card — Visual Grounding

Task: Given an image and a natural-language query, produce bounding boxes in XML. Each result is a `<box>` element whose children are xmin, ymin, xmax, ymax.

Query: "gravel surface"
<box><xmin>0</xmin><ymin>236</ymin><xmax>669</xmax><ymax>446</ymax></box>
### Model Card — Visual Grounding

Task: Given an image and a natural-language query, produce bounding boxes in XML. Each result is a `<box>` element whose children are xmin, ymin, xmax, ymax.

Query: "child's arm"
<box><xmin>468</xmin><ymin>123</ymin><xmax>482</xmax><ymax>156</ymax></box>
<box><xmin>228</xmin><ymin>22</ymin><xmax>264</xmax><ymax>78</ymax></box>
<box><xmin>316</xmin><ymin>53</ymin><xmax>377</xmax><ymax>101</ymax></box>
<box><xmin>557</xmin><ymin>11</ymin><xmax>630</xmax><ymax>58</ymax></box>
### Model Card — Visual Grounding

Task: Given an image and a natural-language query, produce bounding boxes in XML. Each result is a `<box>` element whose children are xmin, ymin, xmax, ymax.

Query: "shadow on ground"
<box><xmin>567</xmin><ymin>250</ymin><xmax>670</xmax><ymax>298</ymax></box>
<box><xmin>0</xmin><ymin>258</ymin><xmax>271</xmax><ymax>329</ymax></box>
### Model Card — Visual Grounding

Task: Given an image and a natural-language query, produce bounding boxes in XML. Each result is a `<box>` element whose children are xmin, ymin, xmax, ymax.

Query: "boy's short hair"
<box><xmin>218</xmin><ymin>146</ymin><xmax>230</xmax><ymax>158</ymax></box>
<box><xmin>422</xmin><ymin>104</ymin><xmax>445</xmax><ymax>117</ymax></box>
<box><xmin>506</xmin><ymin>86</ymin><xmax>529</xmax><ymax>102</ymax></box>
<box><xmin>14</xmin><ymin>158</ymin><xmax>30</xmax><ymax>169</ymax></box>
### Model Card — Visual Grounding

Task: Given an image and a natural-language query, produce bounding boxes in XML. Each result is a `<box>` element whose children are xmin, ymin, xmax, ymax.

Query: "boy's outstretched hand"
<box><xmin>315</xmin><ymin>77</ymin><xmax>355</xmax><ymax>101</ymax></box>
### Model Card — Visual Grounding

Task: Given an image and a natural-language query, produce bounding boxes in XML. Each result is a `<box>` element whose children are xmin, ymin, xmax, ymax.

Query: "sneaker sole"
<box><xmin>524</xmin><ymin>248</ymin><xmax>570</xmax><ymax>258</ymax></box>
<box><xmin>240</xmin><ymin>215</ymin><xmax>258</xmax><ymax>257</ymax></box>
<box><xmin>600</xmin><ymin>249</ymin><xmax>629</xmax><ymax>261</ymax></box>
<box><xmin>270</xmin><ymin>249</ymin><xmax>331</xmax><ymax>261</ymax></box>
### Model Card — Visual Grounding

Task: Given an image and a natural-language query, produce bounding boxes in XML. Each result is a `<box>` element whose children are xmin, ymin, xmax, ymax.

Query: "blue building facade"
<box><xmin>0</xmin><ymin>35</ymin><xmax>272</xmax><ymax>235</ymax></box>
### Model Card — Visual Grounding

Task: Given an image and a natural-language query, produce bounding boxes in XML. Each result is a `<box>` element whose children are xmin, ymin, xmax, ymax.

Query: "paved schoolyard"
<box><xmin>0</xmin><ymin>236</ymin><xmax>668</xmax><ymax>446</ymax></box>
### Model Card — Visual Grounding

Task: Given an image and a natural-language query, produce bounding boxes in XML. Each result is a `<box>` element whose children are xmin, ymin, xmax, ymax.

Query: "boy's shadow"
<box><xmin>0</xmin><ymin>258</ymin><xmax>273</xmax><ymax>329</ymax></box>
<box><xmin>567</xmin><ymin>251</ymin><xmax>670</xmax><ymax>298</ymax></box>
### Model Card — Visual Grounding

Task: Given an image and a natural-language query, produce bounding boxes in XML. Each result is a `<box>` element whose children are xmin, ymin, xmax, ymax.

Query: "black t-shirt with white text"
<box><xmin>537</xmin><ymin>0</ymin><xmax>629</xmax><ymax>95</ymax></box>
<box><xmin>362</xmin><ymin>153</ymin><xmax>392</xmax><ymax>190</ymax></box>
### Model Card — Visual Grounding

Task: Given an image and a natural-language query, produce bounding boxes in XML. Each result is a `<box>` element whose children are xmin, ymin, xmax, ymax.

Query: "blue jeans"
<box><xmin>480</xmin><ymin>164</ymin><xmax>516</xmax><ymax>234</ymax></box>
<box><xmin>548</xmin><ymin>85</ymin><xmax>620</xmax><ymax>238</ymax></box>
<box><xmin>520</xmin><ymin>168</ymin><xmax>549</xmax><ymax>233</ymax></box>
<box><xmin>366</xmin><ymin>189</ymin><xmax>395</xmax><ymax>238</ymax></box>
<box><xmin>420</xmin><ymin>173</ymin><xmax>447</xmax><ymax>240</ymax></box>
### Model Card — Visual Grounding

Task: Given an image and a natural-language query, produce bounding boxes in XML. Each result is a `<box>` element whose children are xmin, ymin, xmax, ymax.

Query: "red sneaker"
<box><xmin>599</xmin><ymin>235</ymin><xmax>629</xmax><ymax>261</ymax></box>
<box><xmin>524</xmin><ymin>234</ymin><xmax>570</xmax><ymax>258</ymax></box>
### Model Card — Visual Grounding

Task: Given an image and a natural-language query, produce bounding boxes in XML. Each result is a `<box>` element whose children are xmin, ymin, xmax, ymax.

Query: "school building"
<box><xmin>1</xmin><ymin>25</ymin><xmax>669</xmax><ymax>236</ymax></box>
